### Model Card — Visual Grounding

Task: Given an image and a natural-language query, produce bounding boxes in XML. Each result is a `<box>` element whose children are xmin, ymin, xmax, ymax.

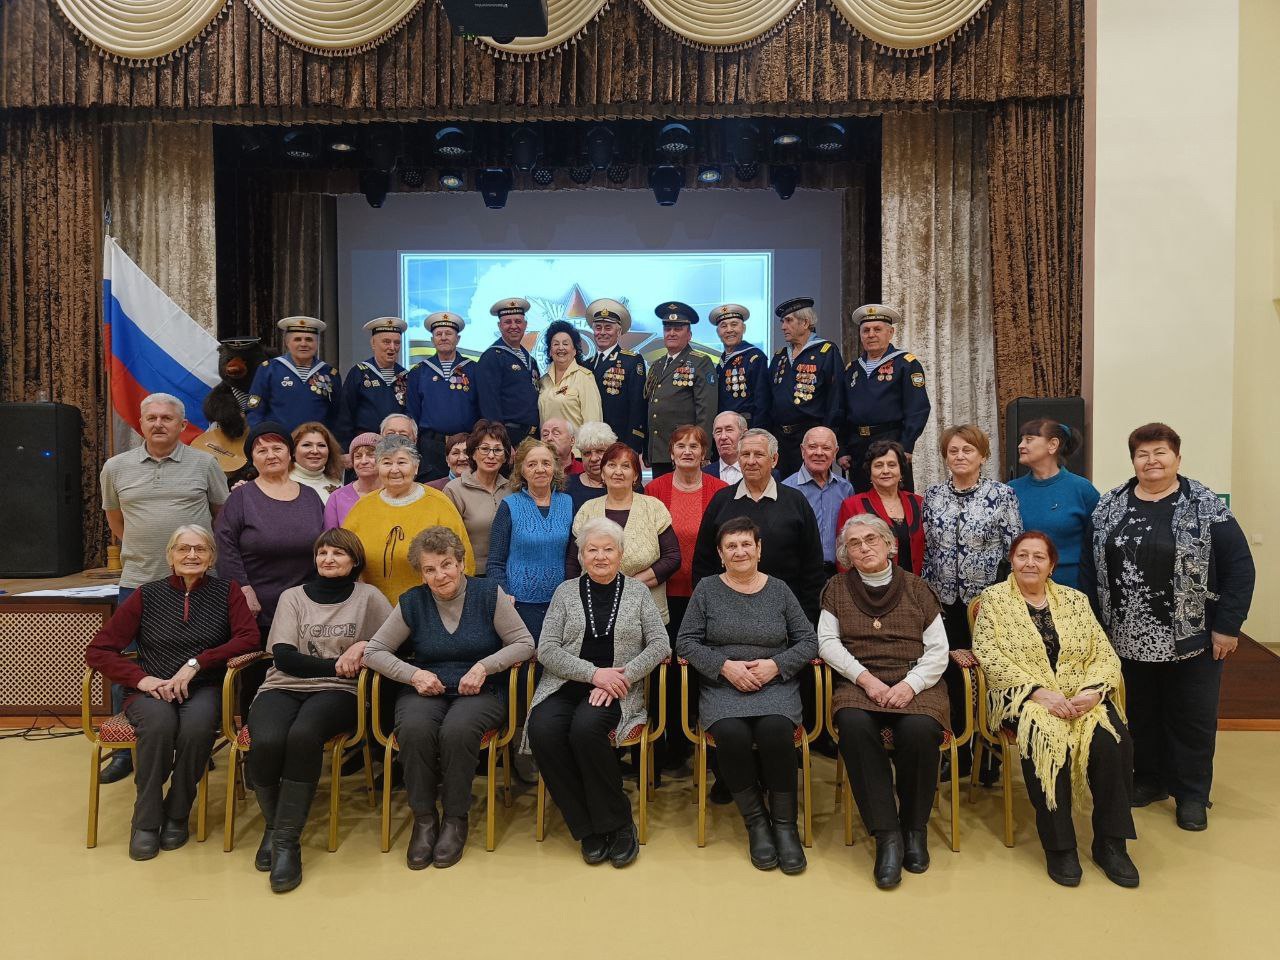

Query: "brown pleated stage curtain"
<box><xmin>986</xmin><ymin>98</ymin><xmax>1084</xmax><ymax>428</ymax></box>
<box><xmin>0</xmin><ymin>110</ymin><xmax>108</xmax><ymax>567</ymax></box>
<box><xmin>0</xmin><ymin>0</ymin><xmax>1083</xmax><ymax>114</ymax></box>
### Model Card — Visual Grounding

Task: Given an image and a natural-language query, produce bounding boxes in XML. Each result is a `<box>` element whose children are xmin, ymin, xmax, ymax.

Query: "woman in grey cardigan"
<box><xmin>527</xmin><ymin>517</ymin><xmax>671</xmax><ymax>868</ymax></box>
<box><xmin>676</xmin><ymin>515</ymin><xmax>818</xmax><ymax>875</ymax></box>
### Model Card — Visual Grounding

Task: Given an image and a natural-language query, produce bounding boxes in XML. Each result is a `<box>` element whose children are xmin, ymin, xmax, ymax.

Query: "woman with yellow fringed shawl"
<box><xmin>973</xmin><ymin>531</ymin><xmax>1139</xmax><ymax>889</ymax></box>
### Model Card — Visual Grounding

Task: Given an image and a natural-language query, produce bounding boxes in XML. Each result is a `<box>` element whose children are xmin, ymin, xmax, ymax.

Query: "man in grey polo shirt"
<box><xmin>97</xmin><ymin>392</ymin><xmax>230</xmax><ymax>783</ymax></box>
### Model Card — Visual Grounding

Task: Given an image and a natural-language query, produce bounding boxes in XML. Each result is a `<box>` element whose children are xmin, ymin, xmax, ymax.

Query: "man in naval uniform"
<box><xmin>335</xmin><ymin>316</ymin><xmax>408</xmax><ymax>446</ymax></box>
<box><xmin>643</xmin><ymin>301</ymin><xmax>716</xmax><ymax>478</ymax></box>
<box><xmin>711</xmin><ymin>303</ymin><xmax>771</xmax><ymax>430</ymax></box>
<box><xmin>476</xmin><ymin>297</ymin><xmax>540</xmax><ymax>444</ymax></box>
<box><xmin>246</xmin><ymin>316</ymin><xmax>341</xmax><ymax>434</ymax></box>
<box><xmin>767</xmin><ymin>297</ymin><xmax>844</xmax><ymax>480</ymax></box>
<box><xmin>407</xmin><ymin>311</ymin><xmax>480</xmax><ymax>482</ymax></box>
<box><xmin>586</xmin><ymin>297</ymin><xmax>647</xmax><ymax>456</ymax></box>
<box><xmin>839</xmin><ymin>303</ymin><xmax>931</xmax><ymax>492</ymax></box>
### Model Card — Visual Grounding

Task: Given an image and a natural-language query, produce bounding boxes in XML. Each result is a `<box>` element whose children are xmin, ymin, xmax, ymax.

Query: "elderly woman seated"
<box><xmin>973</xmin><ymin>531</ymin><xmax>1138</xmax><ymax>888</ymax></box>
<box><xmin>818</xmin><ymin>514</ymin><xmax>949</xmax><ymax>889</ymax></box>
<box><xmin>364</xmin><ymin>526</ymin><xmax>535</xmax><ymax>870</ymax></box>
<box><xmin>676</xmin><ymin>516</ymin><xmax>817</xmax><ymax>875</ymax></box>
<box><xmin>85</xmin><ymin>525</ymin><xmax>259</xmax><ymax>861</ymax></box>
<box><xmin>526</xmin><ymin>518</ymin><xmax>670</xmax><ymax>868</ymax></box>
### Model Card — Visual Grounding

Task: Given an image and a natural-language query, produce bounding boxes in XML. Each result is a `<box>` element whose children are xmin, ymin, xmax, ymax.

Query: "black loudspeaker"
<box><xmin>439</xmin><ymin>0</ymin><xmax>548</xmax><ymax>41</ymax></box>
<box><xmin>0</xmin><ymin>403</ymin><xmax>84</xmax><ymax>577</ymax></box>
<box><xmin>1003</xmin><ymin>396</ymin><xmax>1087</xmax><ymax>481</ymax></box>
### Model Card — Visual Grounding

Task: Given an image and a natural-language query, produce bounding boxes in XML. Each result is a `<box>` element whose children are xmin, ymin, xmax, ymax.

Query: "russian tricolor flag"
<box><xmin>103</xmin><ymin>236</ymin><xmax>220</xmax><ymax>445</ymax></box>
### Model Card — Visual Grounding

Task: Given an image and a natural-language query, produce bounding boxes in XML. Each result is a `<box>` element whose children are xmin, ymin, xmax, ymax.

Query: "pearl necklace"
<box><xmin>585</xmin><ymin>574</ymin><xmax>623</xmax><ymax>639</ymax></box>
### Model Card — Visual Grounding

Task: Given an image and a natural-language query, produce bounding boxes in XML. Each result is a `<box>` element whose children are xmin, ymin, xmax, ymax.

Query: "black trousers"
<box><xmin>656</xmin><ymin>594</ymin><xmax>692</xmax><ymax>768</ymax></box>
<box><xmin>395</xmin><ymin>690</ymin><xmax>507</xmax><ymax>818</ymax></box>
<box><xmin>836</xmin><ymin>708</ymin><xmax>943</xmax><ymax>834</ymax></box>
<box><xmin>527</xmin><ymin>682</ymin><xmax>629</xmax><ymax>840</ymax></box>
<box><xmin>1020</xmin><ymin>702</ymin><xmax>1136</xmax><ymax>851</ymax></box>
<box><xmin>246</xmin><ymin>688</ymin><xmax>358</xmax><ymax>786</ymax></box>
<box><xmin>940</xmin><ymin>600</ymin><xmax>973</xmax><ymax>742</ymax></box>
<box><xmin>125</xmin><ymin>685</ymin><xmax>220</xmax><ymax>831</ymax></box>
<box><xmin>708</xmin><ymin>714</ymin><xmax>798</xmax><ymax>796</ymax></box>
<box><xmin>649</xmin><ymin>462</ymin><xmax>674</xmax><ymax>479</ymax></box>
<box><xmin>416</xmin><ymin>431</ymin><xmax>449</xmax><ymax>483</ymax></box>
<box><xmin>1122</xmin><ymin>652</ymin><xmax>1222</xmax><ymax>804</ymax></box>
<box><xmin>775</xmin><ymin>426</ymin><xmax>811</xmax><ymax>481</ymax></box>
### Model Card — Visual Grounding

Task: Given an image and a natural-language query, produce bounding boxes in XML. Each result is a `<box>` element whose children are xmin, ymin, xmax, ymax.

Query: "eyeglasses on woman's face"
<box><xmin>172</xmin><ymin>543</ymin><xmax>211</xmax><ymax>556</ymax></box>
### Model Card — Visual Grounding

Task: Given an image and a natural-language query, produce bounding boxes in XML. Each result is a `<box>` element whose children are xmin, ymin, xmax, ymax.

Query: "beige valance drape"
<box><xmin>639</xmin><ymin>0</ymin><xmax>805</xmax><ymax>50</ymax></box>
<box><xmin>53</xmin><ymin>0</ymin><xmax>230</xmax><ymax>62</ymax></box>
<box><xmin>829</xmin><ymin>0</ymin><xmax>991</xmax><ymax>51</ymax></box>
<box><xmin>247</xmin><ymin>0</ymin><xmax>424</xmax><ymax>54</ymax></box>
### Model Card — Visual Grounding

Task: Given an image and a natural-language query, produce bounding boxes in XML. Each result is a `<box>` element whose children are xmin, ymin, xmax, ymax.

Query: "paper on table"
<box><xmin>17</xmin><ymin>585</ymin><xmax>121</xmax><ymax>598</ymax></box>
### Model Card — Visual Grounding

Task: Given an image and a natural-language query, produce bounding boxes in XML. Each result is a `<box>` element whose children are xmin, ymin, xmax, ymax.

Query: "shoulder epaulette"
<box><xmin>820</xmin><ymin>342</ymin><xmax>832</xmax><ymax>354</ymax></box>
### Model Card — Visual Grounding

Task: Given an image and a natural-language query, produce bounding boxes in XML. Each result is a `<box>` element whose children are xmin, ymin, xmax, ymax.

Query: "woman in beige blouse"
<box><xmin>537</xmin><ymin>320</ymin><xmax>603</xmax><ymax>433</ymax></box>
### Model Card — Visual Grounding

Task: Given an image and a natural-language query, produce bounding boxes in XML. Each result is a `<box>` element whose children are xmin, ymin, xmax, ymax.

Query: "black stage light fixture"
<box><xmin>360</xmin><ymin>169</ymin><xmax>390</xmax><ymax>208</ymax></box>
<box><xmin>586</xmin><ymin>125</ymin><xmax>616</xmax><ymax>169</ymax></box>
<box><xmin>697</xmin><ymin>164</ymin><xmax>723</xmax><ymax>185</ymax></box>
<box><xmin>367</xmin><ymin>127</ymin><xmax>401</xmax><ymax>172</ymax></box>
<box><xmin>478</xmin><ymin>167</ymin><xmax>514</xmax><ymax>209</ymax></box>
<box><xmin>769</xmin><ymin>164</ymin><xmax>798</xmax><ymax>200</ymax></box>
<box><xmin>649</xmin><ymin>165</ymin><xmax>685</xmax><ymax>206</ymax></box>
<box><xmin>568</xmin><ymin>164</ymin><xmax>594</xmax><ymax>185</ymax></box>
<box><xmin>281</xmin><ymin>128</ymin><xmax>319</xmax><ymax>160</ymax></box>
<box><xmin>811</xmin><ymin>121</ymin><xmax>846</xmax><ymax>154</ymax></box>
<box><xmin>240</xmin><ymin>129</ymin><xmax>265</xmax><ymax>154</ymax></box>
<box><xmin>399</xmin><ymin>166</ymin><xmax>426</xmax><ymax>188</ymax></box>
<box><xmin>511</xmin><ymin>126</ymin><xmax>541</xmax><ymax>171</ymax></box>
<box><xmin>606</xmin><ymin>163</ymin><xmax>631</xmax><ymax>185</ymax></box>
<box><xmin>734</xmin><ymin>161</ymin><xmax>759</xmax><ymax>182</ymax></box>
<box><xmin>434</xmin><ymin>125</ymin><xmax>470</xmax><ymax>158</ymax></box>
<box><xmin>727</xmin><ymin>119</ymin><xmax>761</xmax><ymax>165</ymax></box>
<box><xmin>655</xmin><ymin>122</ymin><xmax>694</xmax><ymax>157</ymax></box>
<box><xmin>438</xmin><ymin>169</ymin><xmax>466</xmax><ymax>191</ymax></box>
<box><xmin>771</xmin><ymin>122</ymin><xmax>802</xmax><ymax>148</ymax></box>
<box><xmin>438</xmin><ymin>0</ymin><xmax>549</xmax><ymax>42</ymax></box>
<box><xmin>326</xmin><ymin>130</ymin><xmax>357</xmax><ymax>153</ymax></box>
<box><xmin>531</xmin><ymin>165</ymin><xmax>555</xmax><ymax>186</ymax></box>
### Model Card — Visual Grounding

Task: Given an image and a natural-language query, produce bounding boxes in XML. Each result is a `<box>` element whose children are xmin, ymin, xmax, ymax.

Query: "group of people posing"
<box><xmin>86</xmin><ymin>296</ymin><xmax>1255</xmax><ymax>896</ymax></box>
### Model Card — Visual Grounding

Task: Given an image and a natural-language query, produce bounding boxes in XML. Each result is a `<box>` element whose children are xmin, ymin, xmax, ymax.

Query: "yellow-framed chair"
<box><xmin>826</xmin><ymin>661</ymin><xmax>974</xmax><ymax>851</ymax></box>
<box><xmin>535</xmin><ymin>659</ymin><xmax>669</xmax><ymax>845</ymax></box>
<box><xmin>81</xmin><ymin>655</ymin><xmax>226</xmax><ymax>848</ymax></box>
<box><xmin>679</xmin><ymin>658</ymin><xmax>823</xmax><ymax>848</ymax></box>
<box><xmin>220</xmin><ymin>652</ymin><xmax>375</xmax><ymax>853</ymax></box>
<box><xmin>371</xmin><ymin>663</ymin><xmax>523</xmax><ymax>853</ymax></box>
<box><xmin>965</xmin><ymin>597</ymin><xmax>1127</xmax><ymax>848</ymax></box>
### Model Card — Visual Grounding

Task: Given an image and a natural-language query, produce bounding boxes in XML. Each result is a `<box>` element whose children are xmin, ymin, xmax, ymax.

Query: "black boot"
<box><xmin>1175</xmin><ymin>799</ymin><xmax>1208</xmax><ymax>831</ymax></box>
<box><xmin>406</xmin><ymin>813</ymin><xmax>438</xmax><ymax>870</ymax></box>
<box><xmin>129</xmin><ymin>828</ymin><xmax>160</xmax><ymax>861</ymax></box>
<box><xmin>608</xmin><ymin>822</ymin><xmax>639</xmax><ymax>868</ymax></box>
<box><xmin>731</xmin><ymin>788</ymin><xmax>778</xmax><ymax>871</ymax></box>
<box><xmin>433</xmin><ymin>816</ymin><xmax>468</xmax><ymax>869</ymax></box>
<box><xmin>873</xmin><ymin>831</ymin><xmax>904</xmax><ymax>889</ymax></box>
<box><xmin>1091</xmin><ymin>837</ymin><xmax>1140</xmax><ymax>888</ymax></box>
<box><xmin>1131</xmin><ymin>780</ymin><xmax>1169</xmax><ymax>808</ymax></box>
<box><xmin>159</xmin><ymin>815</ymin><xmax>190</xmax><ymax>851</ymax></box>
<box><xmin>769</xmin><ymin>792</ymin><xmax>806</xmax><ymax>875</ymax></box>
<box><xmin>269</xmin><ymin>779</ymin><xmax>316</xmax><ymax>894</ymax></box>
<box><xmin>100</xmin><ymin>753</ymin><xmax>134</xmax><ymax>784</ymax></box>
<box><xmin>902</xmin><ymin>829</ymin><xmax>930</xmax><ymax>874</ymax></box>
<box><xmin>1045</xmin><ymin>847</ymin><xmax>1082</xmax><ymax>887</ymax></box>
<box><xmin>252</xmin><ymin>783</ymin><xmax>280</xmax><ymax>872</ymax></box>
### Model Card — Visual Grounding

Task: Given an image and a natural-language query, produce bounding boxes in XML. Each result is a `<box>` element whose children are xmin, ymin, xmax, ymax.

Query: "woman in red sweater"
<box><xmin>644</xmin><ymin>425</ymin><xmax>726</xmax><ymax>770</ymax></box>
<box><xmin>836</xmin><ymin>440</ymin><xmax>925</xmax><ymax>576</ymax></box>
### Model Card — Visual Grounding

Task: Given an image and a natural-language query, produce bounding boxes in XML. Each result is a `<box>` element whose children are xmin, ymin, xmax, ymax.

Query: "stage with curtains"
<box><xmin>0</xmin><ymin>0</ymin><xmax>1083</xmax><ymax>568</ymax></box>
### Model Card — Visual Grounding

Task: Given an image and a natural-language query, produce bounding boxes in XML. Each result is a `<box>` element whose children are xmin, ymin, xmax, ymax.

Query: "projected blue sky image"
<box><xmin>400</xmin><ymin>251</ymin><xmax>773</xmax><ymax>364</ymax></box>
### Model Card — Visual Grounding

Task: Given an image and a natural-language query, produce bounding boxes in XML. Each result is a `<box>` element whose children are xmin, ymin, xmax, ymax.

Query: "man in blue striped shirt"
<box><xmin>782</xmin><ymin>426</ymin><xmax>852</xmax><ymax>575</ymax></box>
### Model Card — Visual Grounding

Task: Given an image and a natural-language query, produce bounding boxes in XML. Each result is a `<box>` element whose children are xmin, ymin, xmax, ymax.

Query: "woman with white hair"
<box><xmin>566</xmin><ymin>420</ymin><xmax>617</xmax><ymax>513</ymax></box>
<box><xmin>526</xmin><ymin>518</ymin><xmax>671</xmax><ymax>868</ymax></box>
<box><xmin>86</xmin><ymin>525</ymin><xmax>260</xmax><ymax>861</ymax></box>
<box><xmin>818</xmin><ymin>513</ymin><xmax>949</xmax><ymax>889</ymax></box>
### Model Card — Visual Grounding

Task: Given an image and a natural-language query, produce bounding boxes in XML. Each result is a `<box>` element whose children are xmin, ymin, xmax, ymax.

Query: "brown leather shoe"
<box><xmin>433</xmin><ymin>816</ymin><xmax>468</xmax><ymax>868</ymax></box>
<box><xmin>406</xmin><ymin>813</ymin><xmax>438</xmax><ymax>871</ymax></box>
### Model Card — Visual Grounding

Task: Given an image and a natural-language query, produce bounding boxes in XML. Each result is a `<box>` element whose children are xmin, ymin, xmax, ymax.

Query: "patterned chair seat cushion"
<box><xmin>480</xmin><ymin>729</ymin><xmax>497</xmax><ymax>748</ymax></box>
<box><xmin>98</xmin><ymin>713</ymin><xmax>136</xmax><ymax>744</ymax></box>
<box><xmin>238</xmin><ymin>724</ymin><xmax>358</xmax><ymax>750</ymax></box>
<box><xmin>226</xmin><ymin>652</ymin><xmax>268</xmax><ymax>671</ymax></box>
<box><xmin>879</xmin><ymin>727</ymin><xmax>955</xmax><ymax>749</ymax></box>
<box><xmin>610</xmin><ymin>723</ymin><xmax>648</xmax><ymax>746</ymax></box>
<box><xmin>703</xmin><ymin>725</ymin><xmax>806</xmax><ymax>749</ymax></box>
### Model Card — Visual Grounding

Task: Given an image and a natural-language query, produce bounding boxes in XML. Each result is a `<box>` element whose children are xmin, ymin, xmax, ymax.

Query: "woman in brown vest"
<box><xmin>818</xmin><ymin>514</ymin><xmax>949</xmax><ymax>889</ymax></box>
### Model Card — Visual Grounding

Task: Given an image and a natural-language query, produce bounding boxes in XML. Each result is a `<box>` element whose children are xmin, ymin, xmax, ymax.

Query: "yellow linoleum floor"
<box><xmin>2</xmin><ymin>734</ymin><xmax>1279</xmax><ymax>960</ymax></box>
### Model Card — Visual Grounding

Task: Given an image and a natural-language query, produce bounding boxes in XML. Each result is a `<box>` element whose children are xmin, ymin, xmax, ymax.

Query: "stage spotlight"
<box><xmin>434</xmin><ymin>126</ymin><xmax>469</xmax><ymax>158</ymax></box>
<box><xmin>478</xmin><ymin>167</ymin><xmax>514</xmax><ymax>209</ymax></box>
<box><xmin>399</xmin><ymin>166</ymin><xmax>425</xmax><ymax>188</ymax></box>
<box><xmin>734</xmin><ymin>161</ymin><xmax>759</xmax><ymax>182</ymax></box>
<box><xmin>655</xmin><ymin>122</ymin><xmax>694</xmax><ymax>157</ymax></box>
<box><xmin>366</xmin><ymin>127</ymin><xmax>401</xmax><ymax>172</ymax></box>
<box><xmin>568</xmin><ymin>164</ymin><xmax>594</xmax><ymax>185</ymax></box>
<box><xmin>240</xmin><ymin>129</ymin><xmax>265</xmax><ymax>154</ymax></box>
<box><xmin>727</xmin><ymin>119</ymin><xmax>761</xmax><ymax>165</ymax></box>
<box><xmin>326</xmin><ymin>131</ymin><xmax>356</xmax><ymax>153</ymax></box>
<box><xmin>769</xmin><ymin>164</ymin><xmax>798</xmax><ymax>200</ymax></box>
<box><xmin>648</xmin><ymin>165</ymin><xmax>685</xmax><ymax>206</ymax></box>
<box><xmin>438</xmin><ymin>169</ymin><xmax>466</xmax><ymax>191</ymax></box>
<box><xmin>281</xmin><ymin>128</ymin><xmax>318</xmax><ymax>160</ymax></box>
<box><xmin>606</xmin><ymin>163</ymin><xmax>631</xmax><ymax>185</ymax></box>
<box><xmin>586</xmin><ymin>125</ymin><xmax>616</xmax><ymax>169</ymax></box>
<box><xmin>531</xmin><ymin>165</ymin><xmax>555</xmax><ymax>186</ymax></box>
<box><xmin>360</xmin><ymin>169</ymin><xmax>390</xmax><ymax>208</ymax></box>
<box><xmin>811</xmin><ymin>121</ymin><xmax>846</xmax><ymax>153</ymax></box>
<box><xmin>771</xmin><ymin>122</ymin><xmax>802</xmax><ymax>148</ymax></box>
<box><xmin>697</xmin><ymin>164</ymin><xmax>723</xmax><ymax>185</ymax></box>
<box><xmin>511</xmin><ymin>126</ymin><xmax>540</xmax><ymax>171</ymax></box>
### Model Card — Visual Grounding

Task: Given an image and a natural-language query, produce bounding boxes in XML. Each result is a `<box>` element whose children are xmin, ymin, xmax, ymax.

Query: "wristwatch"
<box><xmin>184</xmin><ymin>658</ymin><xmax>199</xmax><ymax>673</ymax></box>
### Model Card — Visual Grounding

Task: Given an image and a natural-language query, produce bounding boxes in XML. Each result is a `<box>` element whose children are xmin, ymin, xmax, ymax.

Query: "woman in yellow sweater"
<box><xmin>343</xmin><ymin>435</ymin><xmax>474</xmax><ymax>605</ymax></box>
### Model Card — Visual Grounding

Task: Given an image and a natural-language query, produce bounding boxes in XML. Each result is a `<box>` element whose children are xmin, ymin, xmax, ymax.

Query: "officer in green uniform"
<box><xmin>643</xmin><ymin>301</ymin><xmax>716</xmax><ymax>478</ymax></box>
